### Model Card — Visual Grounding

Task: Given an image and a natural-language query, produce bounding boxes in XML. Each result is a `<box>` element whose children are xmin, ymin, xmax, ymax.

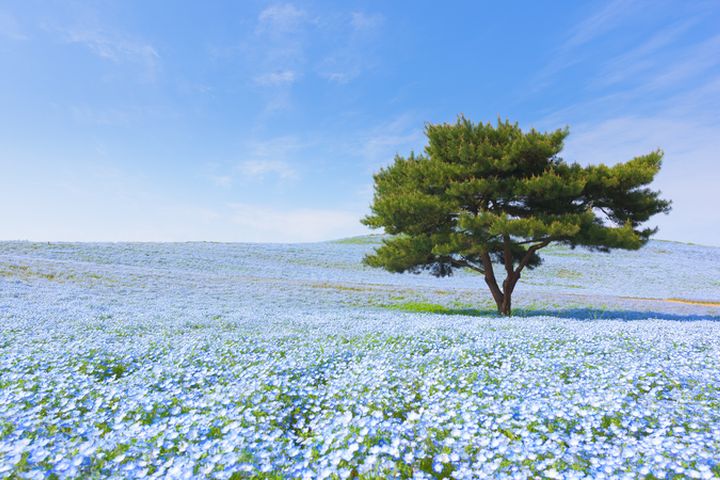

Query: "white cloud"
<box><xmin>359</xmin><ymin>114</ymin><xmax>425</xmax><ymax>169</ymax></box>
<box><xmin>643</xmin><ymin>34</ymin><xmax>720</xmax><ymax>90</ymax></box>
<box><xmin>562</xmin><ymin>114</ymin><xmax>720</xmax><ymax>246</ymax></box>
<box><xmin>564</xmin><ymin>0</ymin><xmax>639</xmax><ymax>49</ymax></box>
<box><xmin>318</xmin><ymin>53</ymin><xmax>365</xmax><ymax>84</ymax></box>
<box><xmin>64</xmin><ymin>28</ymin><xmax>159</xmax><ymax>78</ymax></box>
<box><xmin>530</xmin><ymin>0</ymin><xmax>650</xmax><ymax>92</ymax></box>
<box><xmin>316</xmin><ymin>11</ymin><xmax>384</xmax><ymax>85</ymax></box>
<box><xmin>254</xmin><ymin>70</ymin><xmax>298</xmax><ymax>86</ymax></box>
<box><xmin>69</xmin><ymin>104</ymin><xmax>175</xmax><ymax>126</ymax></box>
<box><xmin>350</xmin><ymin>12</ymin><xmax>384</xmax><ymax>31</ymax></box>
<box><xmin>204</xmin><ymin>136</ymin><xmax>304</xmax><ymax>187</ymax></box>
<box><xmin>0</xmin><ymin>11</ymin><xmax>26</xmax><ymax>40</ymax></box>
<box><xmin>257</xmin><ymin>4</ymin><xmax>306</xmax><ymax>34</ymax></box>
<box><xmin>0</xmin><ymin>154</ymin><xmax>366</xmax><ymax>242</ymax></box>
<box><xmin>70</xmin><ymin>105</ymin><xmax>132</xmax><ymax>125</ymax></box>
<box><xmin>227</xmin><ymin>203</ymin><xmax>367</xmax><ymax>243</ymax></box>
<box><xmin>244</xmin><ymin>4</ymin><xmax>310</xmax><ymax>113</ymax></box>
<box><xmin>215</xmin><ymin>4</ymin><xmax>383</xmax><ymax>117</ymax></box>
<box><xmin>208</xmin><ymin>175</ymin><xmax>233</xmax><ymax>187</ymax></box>
<box><xmin>531</xmin><ymin>5</ymin><xmax>720</xmax><ymax>248</ymax></box>
<box><xmin>237</xmin><ymin>159</ymin><xmax>296</xmax><ymax>180</ymax></box>
<box><xmin>593</xmin><ymin>20</ymin><xmax>696</xmax><ymax>87</ymax></box>
<box><xmin>247</xmin><ymin>135</ymin><xmax>307</xmax><ymax>159</ymax></box>
<box><xmin>322</xmin><ymin>71</ymin><xmax>354</xmax><ymax>84</ymax></box>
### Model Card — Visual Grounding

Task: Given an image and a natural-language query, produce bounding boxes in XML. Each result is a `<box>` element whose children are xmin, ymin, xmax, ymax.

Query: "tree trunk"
<box><xmin>497</xmin><ymin>273</ymin><xmax>519</xmax><ymax>316</ymax></box>
<box><xmin>499</xmin><ymin>292</ymin><xmax>512</xmax><ymax>316</ymax></box>
<box><xmin>481</xmin><ymin>252</ymin><xmax>505</xmax><ymax>315</ymax></box>
<box><xmin>485</xmin><ymin>237</ymin><xmax>548</xmax><ymax>316</ymax></box>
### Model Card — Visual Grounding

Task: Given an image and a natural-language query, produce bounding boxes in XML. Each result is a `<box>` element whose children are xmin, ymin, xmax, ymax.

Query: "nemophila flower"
<box><xmin>1</xmin><ymin>241</ymin><xmax>719</xmax><ymax>479</ymax></box>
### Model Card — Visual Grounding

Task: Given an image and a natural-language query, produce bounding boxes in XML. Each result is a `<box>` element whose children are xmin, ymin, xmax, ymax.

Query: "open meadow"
<box><xmin>1</xmin><ymin>238</ymin><xmax>719</xmax><ymax>479</ymax></box>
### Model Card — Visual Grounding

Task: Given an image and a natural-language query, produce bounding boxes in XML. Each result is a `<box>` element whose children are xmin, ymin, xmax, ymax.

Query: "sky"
<box><xmin>1</xmin><ymin>0</ymin><xmax>718</xmax><ymax>245</ymax></box>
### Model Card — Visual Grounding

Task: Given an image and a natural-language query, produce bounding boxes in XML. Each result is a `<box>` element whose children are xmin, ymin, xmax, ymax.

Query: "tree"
<box><xmin>361</xmin><ymin>117</ymin><xmax>671</xmax><ymax>316</ymax></box>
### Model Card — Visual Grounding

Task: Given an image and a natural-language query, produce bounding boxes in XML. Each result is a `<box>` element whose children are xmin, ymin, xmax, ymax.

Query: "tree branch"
<box><xmin>502</xmin><ymin>234</ymin><xmax>514</xmax><ymax>277</ymax></box>
<box><xmin>514</xmin><ymin>240</ymin><xmax>551</xmax><ymax>276</ymax></box>
<box><xmin>458</xmin><ymin>257</ymin><xmax>485</xmax><ymax>274</ymax></box>
<box><xmin>450</xmin><ymin>258</ymin><xmax>484</xmax><ymax>274</ymax></box>
<box><xmin>480</xmin><ymin>252</ymin><xmax>503</xmax><ymax>306</ymax></box>
<box><xmin>515</xmin><ymin>237</ymin><xmax>553</xmax><ymax>245</ymax></box>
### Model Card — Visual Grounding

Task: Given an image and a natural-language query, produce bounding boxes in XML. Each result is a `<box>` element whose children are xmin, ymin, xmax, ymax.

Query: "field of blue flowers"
<box><xmin>1</xmin><ymin>238</ymin><xmax>719</xmax><ymax>479</ymax></box>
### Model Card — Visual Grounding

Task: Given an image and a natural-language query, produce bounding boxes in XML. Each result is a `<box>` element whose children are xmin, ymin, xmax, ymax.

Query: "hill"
<box><xmin>1</xmin><ymin>239</ymin><xmax>719</xmax><ymax>477</ymax></box>
<box><xmin>1</xmin><ymin>238</ymin><xmax>719</xmax><ymax>319</ymax></box>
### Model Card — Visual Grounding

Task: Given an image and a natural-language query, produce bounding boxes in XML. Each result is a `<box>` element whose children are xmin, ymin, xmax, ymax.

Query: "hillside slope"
<box><xmin>1</xmin><ymin>238</ymin><xmax>718</xmax><ymax>319</ymax></box>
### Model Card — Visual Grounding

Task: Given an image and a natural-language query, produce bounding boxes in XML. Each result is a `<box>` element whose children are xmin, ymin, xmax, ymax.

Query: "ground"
<box><xmin>0</xmin><ymin>238</ymin><xmax>719</xmax><ymax>479</ymax></box>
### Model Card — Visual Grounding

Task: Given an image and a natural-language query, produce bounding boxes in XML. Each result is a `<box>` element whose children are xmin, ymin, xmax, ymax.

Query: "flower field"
<box><xmin>1</xmin><ymin>238</ymin><xmax>719</xmax><ymax>479</ymax></box>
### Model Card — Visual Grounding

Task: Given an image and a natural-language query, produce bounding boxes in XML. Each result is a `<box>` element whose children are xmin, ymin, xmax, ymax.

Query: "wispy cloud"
<box><xmin>350</xmin><ymin>12</ymin><xmax>384</xmax><ymax>31</ymax></box>
<box><xmin>63</xmin><ymin>28</ymin><xmax>159</xmax><ymax>79</ymax></box>
<box><xmin>547</xmin><ymin>48</ymin><xmax>720</xmax><ymax>244</ymax></box>
<box><xmin>564</xmin><ymin>0</ymin><xmax>639</xmax><ymax>49</ymax></box>
<box><xmin>233</xmin><ymin>3</ymin><xmax>310</xmax><ymax>114</ymax></box>
<box><xmin>527</xmin><ymin>0</ymin><xmax>720</xmax><ymax>246</ymax></box>
<box><xmin>562</xmin><ymin>113</ymin><xmax>720</xmax><ymax>244</ymax></box>
<box><xmin>245</xmin><ymin>136</ymin><xmax>307</xmax><ymax>163</ymax></box>
<box><xmin>531</xmin><ymin>10</ymin><xmax>720</xmax><ymax>130</ymax></box>
<box><xmin>538</xmin><ymin>64</ymin><xmax>720</xmax><ymax>167</ymax></box>
<box><xmin>205</xmin><ymin>136</ymin><xmax>304</xmax><ymax>187</ymax></box>
<box><xmin>593</xmin><ymin>20</ymin><xmax>697</xmax><ymax>87</ymax></box>
<box><xmin>358</xmin><ymin>113</ymin><xmax>425</xmax><ymax>169</ymax></box>
<box><xmin>531</xmin><ymin>0</ymin><xmax>646</xmax><ymax>91</ymax></box>
<box><xmin>69</xmin><ymin>104</ymin><xmax>175</xmax><ymax>126</ymax></box>
<box><xmin>321</xmin><ymin>71</ymin><xmax>354</xmax><ymax>84</ymax></box>
<box><xmin>527</xmin><ymin>0</ymin><xmax>720</xmax><ymax>109</ymax></box>
<box><xmin>227</xmin><ymin>202</ymin><xmax>367</xmax><ymax>242</ymax></box>
<box><xmin>643</xmin><ymin>34</ymin><xmax>720</xmax><ymax>90</ymax></box>
<box><xmin>318</xmin><ymin>55</ymin><xmax>366</xmax><ymax>84</ymax></box>
<box><xmin>207</xmin><ymin>174</ymin><xmax>233</xmax><ymax>188</ymax></box>
<box><xmin>237</xmin><ymin>137</ymin><xmax>303</xmax><ymax>181</ymax></box>
<box><xmin>257</xmin><ymin>3</ymin><xmax>307</xmax><ymax>34</ymax></box>
<box><xmin>237</xmin><ymin>159</ymin><xmax>296</xmax><ymax>180</ymax></box>
<box><xmin>218</xmin><ymin>3</ymin><xmax>385</xmax><ymax>114</ymax></box>
<box><xmin>254</xmin><ymin>69</ymin><xmax>298</xmax><ymax>86</ymax></box>
<box><xmin>0</xmin><ymin>11</ymin><xmax>26</xmax><ymax>40</ymax></box>
<box><xmin>316</xmin><ymin>11</ymin><xmax>384</xmax><ymax>84</ymax></box>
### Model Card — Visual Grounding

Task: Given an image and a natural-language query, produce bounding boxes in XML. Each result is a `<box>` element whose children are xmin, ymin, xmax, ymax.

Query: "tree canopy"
<box><xmin>362</xmin><ymin>117</ymin><xmax>671</xmax><ymax>315</ymax></box>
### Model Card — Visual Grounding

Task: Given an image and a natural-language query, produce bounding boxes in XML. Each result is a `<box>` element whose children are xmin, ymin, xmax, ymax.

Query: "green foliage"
<box><xmin>362</xmin><ymin>116</ymin><xmax>671</xmax><ymax>314</ymax></box>
<box><xmin>383</xmin><ymin>301</ymin><xmax>493</xmax><ymax>317</ymax></box>
<box><xmin>331</xmin><ymin>234</ymin><xmax>386</xmax><ymax>245</ymax></box>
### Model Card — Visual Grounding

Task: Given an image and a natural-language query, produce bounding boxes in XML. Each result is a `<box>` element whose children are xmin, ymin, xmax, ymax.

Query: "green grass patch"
<box><xmin>382</xmin><ymin>302</ymin><xmax>496</xmax><ymax>317</ymax></box>
<box><xmin>556</xmin><ymin>268</ymin><xmax>582</xmax><ymax>279</ymax></box>
<box><xmin>379</xmin><ymin>301</ymin><xmax>617</xmax><ymax>319</ymax></box>
<box><xmin>311</xmin><ymin>282</ymin><xmax>375</xmax><ymax>292</ymax></box>
<box><xmin>330</xmin><ymin>234</ymin><xmax>386</xmax><ymax>245</ymax></box>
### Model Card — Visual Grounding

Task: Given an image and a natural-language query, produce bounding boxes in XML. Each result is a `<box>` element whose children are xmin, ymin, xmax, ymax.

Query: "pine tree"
<box><xmin>362</xmin><ymin>117</ymin><xmax>671</xmax><ymax>316</ymax></box>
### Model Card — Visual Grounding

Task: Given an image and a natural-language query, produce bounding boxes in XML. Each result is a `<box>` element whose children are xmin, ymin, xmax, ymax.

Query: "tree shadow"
<box><xmin>514</xmin><ymin>307</ymin><xmax>720</xmax><ymax>321</ymax></box>
<box><xmin>395</xmin><ymin>305</ymin><xmax>720</xmax><ymax>321</ymax></box>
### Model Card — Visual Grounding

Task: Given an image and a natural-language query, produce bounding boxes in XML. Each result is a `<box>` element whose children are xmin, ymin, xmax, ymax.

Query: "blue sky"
<box><xmin>1</xmin><ymin>1</ymin><xmax>718</xmax><ymax>244</ymax></box>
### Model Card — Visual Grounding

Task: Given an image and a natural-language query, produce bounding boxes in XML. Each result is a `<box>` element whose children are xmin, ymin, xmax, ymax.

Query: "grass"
<box><xmin>382</xmin><ymin>301</ymin><xmax>499</xmax><ymax>317</ymax></box>
<box><xmin>665</xmin><ymin>298</ymin><xmax>720</xmax><ymax>307</ymax></box>
<box><xmin>0</xmin><ymin>262</ymin><xmax>115</xmax><ymax>285</ymax></box>
<box><xmin>626</xmin><ymin>296</ymin><xmax>720</xmax><ymax>307</ymax></box>
<box><xmin>379</xmin><ymin>302</ymin><xmax>687</xmax><ymax>321</ymax></box>
<box><xmin>0</xmin><ymin>264</ymin><xmax>58</xmax><ymax>281</ymax></box>
<box><xmin>3</xmin><ymin>240</ymin><xmax>720</xmax><ymax>478</ymax></box>
<box><xmin>556</xmin><ymin>268</ymin><xmax>583</xmax><ymax>279</ymax></box>
<box><xmin>381</xmin><ymin>300</ymin><xmax>720</xmax><ymax>321</ymax></box>
<box><xmin>330</xmin><ymin>234</ymin><xmax>386</xmax><ymax>245</ymax></box>
<box><xmin>311</xmin><ymin>282</ymin><xmax>376</xmax><ymax>292</ymax></box>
